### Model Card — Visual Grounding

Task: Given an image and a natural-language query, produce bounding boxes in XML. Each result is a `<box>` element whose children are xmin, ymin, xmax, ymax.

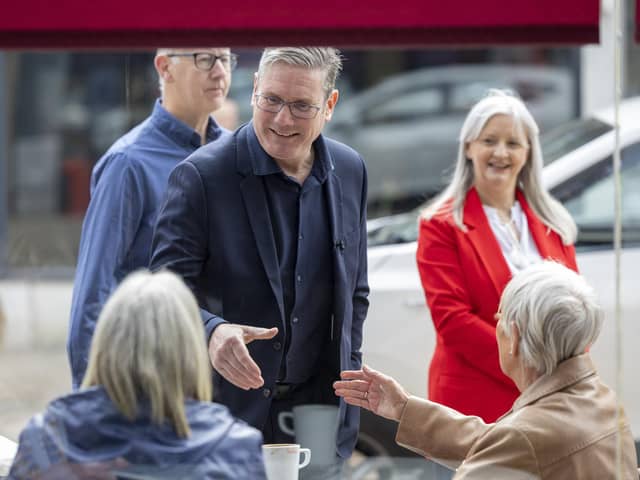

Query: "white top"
<box><xmin>483</xmin><ymin>201</ymin><xmax>543</xmax><ymax>274</ymax></box>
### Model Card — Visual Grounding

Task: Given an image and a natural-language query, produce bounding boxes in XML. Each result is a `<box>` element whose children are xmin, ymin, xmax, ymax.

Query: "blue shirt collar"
<box><xmin>150</xmin><ymin>99</ymin><xmax>224</xmax><ymax>149</ymax></box>
<box><xmin>247</xmin><ymin>122</ymin><xmax>331</xmax><ymax>183</ymax></box>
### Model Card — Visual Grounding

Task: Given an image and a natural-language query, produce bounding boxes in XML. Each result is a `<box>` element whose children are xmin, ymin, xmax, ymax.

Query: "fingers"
<box><xmin>334</xmin><ymin>379</ymin><xmax>369</xmax><ymax>393</ymax></box>
<box><xmin>244</xmin><ymin>326</ymin><xmax>279</xmax><ymax>342</ymax></box>
<box><xmin>209</xmin><ymin>323</ymin><xmax>279</xmax><ymax>390</ymax></box>
<box><xmin>340</xmin><ymin>369</ymin><xmax>367</xmax><ymax>381</ymax></box>
<box><xmin>340</xmin><ymin>394</ymin><xmax>371</xmax><ymax>410</ymax></box>
<box><xmin>363</xmin><ymin>364</ymin><xmax>384</xmax><ymax>379</ymax></box>
<box><xmin>211</xmin><ymin>330</ymin><xmax>264</xmax><ymax>390</ymax></box>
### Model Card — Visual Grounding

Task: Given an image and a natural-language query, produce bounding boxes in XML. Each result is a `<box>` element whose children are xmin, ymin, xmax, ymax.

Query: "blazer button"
<box><xmin>273</xmin><ymin>341</ymin><xmax>282</xmax><ymax>351</ymax></box>
<box><xmin>263</xmin><ymin>388</ymin><xmax>271</xmax><ymax>398</ymax></box>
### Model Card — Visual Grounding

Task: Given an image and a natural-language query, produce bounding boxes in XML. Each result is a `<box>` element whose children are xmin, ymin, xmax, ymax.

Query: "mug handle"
<box><xmin>298</xmin><ymin>448</ymin><xmax>311</xmax><ymax>469</ymax></box>
<box><xmin>277</xmin><ymin>411</ymin><xmax>295</xmax><ymax>436</ymax></box>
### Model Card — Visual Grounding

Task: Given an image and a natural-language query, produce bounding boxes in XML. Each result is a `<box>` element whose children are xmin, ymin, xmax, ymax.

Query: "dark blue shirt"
<box><xmin>251</xmin><ymin>133</ymin><xmax>334</xmax><ymax>384</ymax></box>
<box><xmin>67</xmin><ymin>100</ymin><xmax>227</xmax><ymax>388</ymax></box>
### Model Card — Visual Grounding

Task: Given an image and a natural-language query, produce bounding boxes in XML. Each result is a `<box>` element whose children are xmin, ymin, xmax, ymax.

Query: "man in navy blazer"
<box><xmin>150</xmin><ymin>47</ymin><xmax>369</xmax><ymax>464</ymax></box>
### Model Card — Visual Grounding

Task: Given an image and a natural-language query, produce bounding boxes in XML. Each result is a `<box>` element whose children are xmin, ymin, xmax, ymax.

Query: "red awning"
<box><xmin>637</xmin><ymin>0</ymin><xmax>640</xmax><ymax>42</ymax></box>
<box><xmin>0</xmin><ymin>0</ymin><xmax>599</xmax><ymax>49</ymax></box>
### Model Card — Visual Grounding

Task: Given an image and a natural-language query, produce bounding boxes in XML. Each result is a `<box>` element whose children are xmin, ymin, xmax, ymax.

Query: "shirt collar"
<box><xmin>150</xmin><ymin>99</ymin><xmax>224</xmax><ymax>149</ymax></box>
<box><xmin>247</xmin><ymin>122</ymin><xmax>331</xmax><ymax>183</ymax></box>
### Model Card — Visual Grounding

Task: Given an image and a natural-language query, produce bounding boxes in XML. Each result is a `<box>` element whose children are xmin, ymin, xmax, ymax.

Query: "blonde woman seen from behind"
<box><xmin>10</xmin><ymin>270</ymin><xmax>266</xmax><ymax>480</ymax></box>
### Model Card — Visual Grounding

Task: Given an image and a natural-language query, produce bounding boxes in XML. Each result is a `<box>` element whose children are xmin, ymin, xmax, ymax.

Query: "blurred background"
<box><xmin>0</xmin><ymin>0</ymin><xmax>639</xmax><ymax>472</ymax></box>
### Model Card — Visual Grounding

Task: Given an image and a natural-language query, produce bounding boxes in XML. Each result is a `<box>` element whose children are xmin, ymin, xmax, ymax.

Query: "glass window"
<box><xmin>541</xmin><ymin>117</ymin><xmax>613</xmax><ymax>165</ymax></box>
<box><xmin>449</xmin><ymin>81</ymin><xmax>498</xmax><ymax>112</ymax></box>
<box><xmin>551</xmin><ymin>142</ymin><xmax>640</xmax><ymax>247</ymax></box>
<box><xmin>363</xmin><ymin>88</ymin><xmax>444</xmax><ymax>125</ymax></box>
<box><xmin>7</xmin><ymin>52</ymin><xmax>157</xmax><ymax>270</ymax></box>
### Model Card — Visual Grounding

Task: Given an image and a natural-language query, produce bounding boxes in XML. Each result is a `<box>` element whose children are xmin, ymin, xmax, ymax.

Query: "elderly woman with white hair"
<box><xmin>335</xmin><ymin>262</ymin><xmax>638</xmax><ymax>479</ymax></box>
<box><xmin>417</xmin><ymin>89</ymin><xmax>579</xmax><ymax>424</ymax></box>
<box><xmin>9</xmin><ymin>270</ymin><xmax>266</xmax><ymax>479</ymax></box>
<box><xmin>334</xmin><ymin>262</ymin><xmax>638</xmax><ymax>480</ymax></box>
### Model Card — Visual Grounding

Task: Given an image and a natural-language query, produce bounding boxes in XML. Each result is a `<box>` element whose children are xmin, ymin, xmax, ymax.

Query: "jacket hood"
<box><xmin>42</xmin><ymin>387</ymin><xmax>238</xmax><ymax>466</ymax></box>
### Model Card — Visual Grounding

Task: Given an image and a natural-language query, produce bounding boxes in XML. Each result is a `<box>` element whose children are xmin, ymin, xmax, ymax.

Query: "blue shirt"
<box><xmin>251</xmin><ymin>132</ymin><xmax>334</xmax><ymax>384</ymax></box>
<box><xmin>67</xmin><ymin>100</ymin><xmax>227</xmax><ymax>388</ymax></box>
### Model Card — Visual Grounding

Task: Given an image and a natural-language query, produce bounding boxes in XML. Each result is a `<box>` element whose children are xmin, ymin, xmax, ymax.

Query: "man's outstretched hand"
<box><xmin>209</xmin><ymin>324</ymin><xmax>278</xmax><ymax>390</ymax></box>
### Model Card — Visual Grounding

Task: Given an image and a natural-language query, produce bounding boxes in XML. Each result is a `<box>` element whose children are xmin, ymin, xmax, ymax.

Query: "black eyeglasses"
<box><xmin>254</xmin><ymin>94</ymin><xmax>322</xmax><ymax>120</ymax></box>
<box><xmin>167</xmin><ymin>52</ymin><xmax>238</xmax><ymax>72</ymax></box>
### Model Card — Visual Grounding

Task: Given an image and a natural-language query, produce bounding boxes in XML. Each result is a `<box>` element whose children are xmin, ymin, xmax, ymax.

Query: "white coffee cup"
<box><xmin>262</xmin><ymin>444</ymin><xmax>311</xmax><ymax>480</ymax></box>
<box><xmin>278</xmin><ymin>404</ymin><xmax>339</xmax><ymax>466</ymax></box>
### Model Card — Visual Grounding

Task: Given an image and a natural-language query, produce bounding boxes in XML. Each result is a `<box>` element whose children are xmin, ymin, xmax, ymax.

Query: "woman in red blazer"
<box><xmin>417</xmin><ymin>89</ymin><xmax>578</xmax><ymax>422</ymax></box>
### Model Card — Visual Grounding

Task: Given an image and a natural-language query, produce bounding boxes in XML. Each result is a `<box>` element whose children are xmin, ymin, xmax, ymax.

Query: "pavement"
<box><xmin>0</xmin><ymin>348</ymin><xmax>70</xmax><ymax>441</ymax></box>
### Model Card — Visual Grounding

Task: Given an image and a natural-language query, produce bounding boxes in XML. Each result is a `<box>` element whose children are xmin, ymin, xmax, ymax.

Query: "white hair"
<box><xmin>257</xmin><ymin>47</ymin><xmax>342</xmax><ymax>98</ymax></box>
<box><xmin>421</xmin><ymin>89</ymin><xmax>577</xmax><ymax>245</ymax></box>
<box><xmin>82</xmin><ymin>269</ymin><xmax>212</xmax><ymax>438</ymax></box>
<box><xmin>498</xmin><ymin>261</ymin><xmax>603</xmax><ymax>375</ymax></box>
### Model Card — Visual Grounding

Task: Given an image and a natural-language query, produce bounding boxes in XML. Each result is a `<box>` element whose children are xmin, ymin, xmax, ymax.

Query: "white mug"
<box><xmin>278</xmin><ymin>404</ymin><xmax>339</xmax><ymax>466</ymax></box>
<box><xmin>262</xmin><ymin>444</ymin><xmax>311</xmax><ymax>480</ymax></box>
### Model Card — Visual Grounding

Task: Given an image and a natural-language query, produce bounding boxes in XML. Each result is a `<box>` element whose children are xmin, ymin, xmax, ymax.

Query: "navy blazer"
<box><xmin>150</xmin><ymin>122</ymin><xmax>369</xmax><ymax>458</ymax></box>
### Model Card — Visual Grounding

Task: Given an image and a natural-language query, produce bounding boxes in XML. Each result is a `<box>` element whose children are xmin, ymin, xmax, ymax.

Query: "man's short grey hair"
<box><xmin>82</xmin><ymin>269</ymin><xmax>212</xmax><ymax>438</ymax></box>
<box><xmin>421</xmin><ymin>89</ymin><xmax>576</xmax><ymax>246</ymax></box>
<box><xmin>499</xmin><ymin>261</ymin><xmax>603</xmax><ymax>376</ymax></box>
<box><xmin>257</xmin><ymin>47</ymin><xmax>342</xmax><ymax>97</ymax></box>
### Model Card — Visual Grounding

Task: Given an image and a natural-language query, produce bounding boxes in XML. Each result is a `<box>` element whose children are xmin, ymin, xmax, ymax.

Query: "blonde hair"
<box><xmin>81</xmin><ymin>270</ymin><xmax>212</xmax><ymax>438</ymax></box>
<box><xmin>421</xmin><ymin>89</ymin><xmax>576</xmax><ymax>245</ymax></box>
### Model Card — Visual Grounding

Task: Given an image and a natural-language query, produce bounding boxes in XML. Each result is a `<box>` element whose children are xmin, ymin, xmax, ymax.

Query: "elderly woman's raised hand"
<box><xmin>334</xmin><ymin>365</ymin><xmax>410</xmax><ymax>422</ymax></box>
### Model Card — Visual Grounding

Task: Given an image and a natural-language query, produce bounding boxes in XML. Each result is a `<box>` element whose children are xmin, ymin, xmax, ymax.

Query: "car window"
<box><xmin>368</xmin><ymin>210</ymin><xmax>420</xmax><ymax>247</ymax></box>
<box><xmin>449</xmin><ymin>82</ymin><xmax>497</xmax><ymax>112</ymax></box>
<box><xmin>551</xmin><ymin>142</ymin><xmax>640</xmax><ymax>248</ymax></box>
<box><xmin>541</xmin><ymin>117</ymin><xmax>612</xmax><ymax>165</ymax></box>
<box><xmin>363</xmin><ymin>88</ymin><xmax>444</xmax><ymax>125</ymax></box>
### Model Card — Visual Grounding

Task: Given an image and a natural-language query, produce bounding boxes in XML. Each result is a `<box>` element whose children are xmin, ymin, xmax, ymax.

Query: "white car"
<box><xmin>359</xmin><ymin>97</ymin><xmax>640</xmax><ymax>455</ymax></box>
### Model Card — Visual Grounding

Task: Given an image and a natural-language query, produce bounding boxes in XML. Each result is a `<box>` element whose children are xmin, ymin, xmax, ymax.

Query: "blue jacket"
<box><xmin>9</xmin><ymin>387</ymin><xmax>266</xmax><ymax>479</ymax></box>
<box><xmin>67</xmin><ymin>100</ymin><xmax>228</xmax><ymax>388</ymax></box>
<box><xmin>150</xmin><ymin>122</ymin><xmax>369</xmax><ymax>458</ymax></box>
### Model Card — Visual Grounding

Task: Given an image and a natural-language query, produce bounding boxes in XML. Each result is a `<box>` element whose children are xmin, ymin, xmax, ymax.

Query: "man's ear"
<box><xmin>324</xmin><ymin>89</ymin><xmax>340</xmax><ymax>121</ymax></box>
<box><xmin>251</xmin><ymin>72</ymin><xmax>259</xmax><ymax>106</ymax></box>
<box><xmin>154</xmin><ymin>54</ymin><xmax>174</xmax><ymax>84</ymax></box>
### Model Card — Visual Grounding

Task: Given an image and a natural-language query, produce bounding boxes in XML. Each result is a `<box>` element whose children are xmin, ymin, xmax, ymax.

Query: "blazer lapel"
<box><xmin>237</xmin><ymin>127</ymin><xmax>285</xmax><ymax>323</ymax></box>
<box><xmin>463</xmin><ymin>187</ymin><xmax>512</xmax><ymax>299</ymax></box>
<box><xmin>325</xmin><ymin>161</ymin><xmax>347</xmax><ymax>340</ymax></box>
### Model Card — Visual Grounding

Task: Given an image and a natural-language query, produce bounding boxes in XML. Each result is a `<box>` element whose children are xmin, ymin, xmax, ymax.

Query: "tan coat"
<box><xmin>396</xmin><ymin>354</ymin><xmax>638</xmax><ymax>479</ymax></box>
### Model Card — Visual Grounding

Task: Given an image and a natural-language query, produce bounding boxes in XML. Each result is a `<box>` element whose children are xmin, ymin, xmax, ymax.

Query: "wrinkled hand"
<box><xmin>333</xmin><ymin>365</ymin><xmax>409</xmax><ymax>422</ymax></box>
<box><xmin>209</xmin><ymin>323</ymin><xmax>278</xmax><ymax>390</ymax></box>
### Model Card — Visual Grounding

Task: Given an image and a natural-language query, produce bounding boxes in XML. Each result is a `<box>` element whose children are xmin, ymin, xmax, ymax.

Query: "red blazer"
<box><xmin>416</xmin><ymin>187</ymin><xmax>577</xmax><ymax>422</ymax></box>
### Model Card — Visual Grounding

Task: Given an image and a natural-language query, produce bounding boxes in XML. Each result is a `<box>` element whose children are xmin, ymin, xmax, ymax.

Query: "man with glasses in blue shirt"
<box><xmin>151</xmin><ymin>47</ymin><xmax>369</xmax><ymax>476</ymax></box>
<box><xmin>68</xmin><ymin>48</ymin><xmax>236</xmax><ymax>388</ymax></box>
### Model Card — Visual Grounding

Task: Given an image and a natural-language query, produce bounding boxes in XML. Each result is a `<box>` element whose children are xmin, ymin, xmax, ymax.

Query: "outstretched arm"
<box><xmin>335</xmin><ymin>365</ymin><xmax>490</xmax><ymax>467</ymax></box>
<box><xmin>150</xmin><ymin>161</ymin><xmax>276</xmax><ymax>390</ymax></box>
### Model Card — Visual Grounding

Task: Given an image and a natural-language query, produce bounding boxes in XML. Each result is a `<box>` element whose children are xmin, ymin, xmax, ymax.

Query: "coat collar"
<box><xmin>462</xmin><ymin>187</ymin><xmax>512</xmax><ymax>298</ymax></box>
<box><xmin>237</xmin><ymin>121</ymin><xmax>332</xmax><ymax>182</ymax></box>
<box><xmin>462</xmin><ymin>187</ymin><xmax>559</xmax><ymax>298</ymax></box>
<box><xmin>507</xmin><ymin>354</ymin><xmax>596</xmax><ymax>414</ymax></box>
